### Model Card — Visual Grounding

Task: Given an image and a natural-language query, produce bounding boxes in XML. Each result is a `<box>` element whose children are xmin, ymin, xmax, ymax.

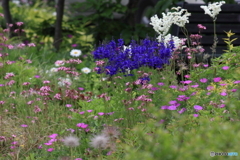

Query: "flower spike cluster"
<box><xmin>150</xmin><ymin>7</ymin><xmax>190</xmax><ymax>49</ymax></box>
<box><xmin>200</xmin><ymin>1</ymin><xmax>226</xmax><ymax>19</ymax></box>
<box><xmin>150</xmin><ymin>7</ymin><xmax>191</xmax><ymax>35</ymax></box>
<box><xmin>93</xmin><ymin>38</ymin><xmax>175</xmax><ymax>76</ymax></box>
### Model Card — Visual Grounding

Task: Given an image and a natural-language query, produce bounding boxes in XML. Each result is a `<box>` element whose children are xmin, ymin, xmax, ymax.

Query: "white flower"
<box><xmin>50</xmin><ymin>67</ymin><xmax>58</xmax><ymax>73</ymax></box>
<box><xmin>55</xmin><ymin>60</ymin><xmax>65</xmax><ymax>67</ymax></box>
<box><xmin>200</xmin><ymin>1</ymin><xmax>225</xmax><ymax>19</ymax></box>
<box><xmin>81</xmin><ymin>67</ymin><xmax>91</xmax><ymax>74</ymax></box>
<box><xmin>150</xmin><ymin>13</ymin><xmax>173</xmax><ymax>36</ymax></box>
<box><xmin>89</xmin><ymin>134</ymin><xmax>109</xmax><ymax>149</ymax></box>
<box><xmin>150</xmin><ymin>7</ymin><xmax>191</xmax><ymax>35</ymax></box>
<box><xmin>70</xmin><ymin>49</ymin><xmax>82</xmax><ymax>57</ymax></box>
<box><xmin>62</xmin><ymin>135</ymin><xmax>80</xmax><ymax>147</ymax></box>
<box><xmin>171</xmin><ymin>7</ymin><xmax>191</xmax><ymax>27</ymax></box>
<box><xmin>157</xmin><ymin>34</ymin><xmax>183</xmax><ymax>49</ymax></box>
<box><xmin>58</xmin><ymin>77</ymin><xmax>72</xmax><ymax>86</ymax></box>
<box><xmin>123</xmin><ymin>45</ymin><xmax>132</xmax><ymax>58</ymax></box>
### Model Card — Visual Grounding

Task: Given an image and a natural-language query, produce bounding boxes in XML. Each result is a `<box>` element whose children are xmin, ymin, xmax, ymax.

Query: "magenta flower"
<box><xmin>157</xmin><ymin>82</ymin><xmax>165</xmax><ymax>86</ymax></box>
<box><xmin>198</xmin><ymin>24</ymin><xmax>206</xmax><ymax>29</ymax></box>
<box><xmin>234</xmin><ymin>80</ymin><xmax>240</xmax><ymax>84</ymax></box>
<box><xmin>76</xmin><ymin>123</ymin><xmax>88</xmax><ymax>128</ymax></box>
<box><xmin>193</xmin><ymin>114</ymin><xmax>199</xmax><ymax>117</ymax></box>
<box><xmin>78</xmin><ymin>87</ymin><xmax>84</xmax><ymax>91</ymax></box>
<box><xmin>161</xmin><ymin>106</ymin><xmax>168</xmax><ymax>109</ymax></box>
<box><xmin>220</xmin><ymin>92</ymin><xmax>227</xmax><ymax>96</ymax></box>
<box><xmin>231</xmin><ymin>89</ymin><xmax>237</xmax><ymax>92</ymax></box>
<box><xmin>71</xmin><ymin>44</ymin><xmax>78</xmax><ymax>47</ymax></box>
<box><xmin>207</xmin><ymin>86</ymin><xmax>214</xmax><ymax>91</ymax></box>
<box><xmin>178</xmin><ymin>108</ymin><xmax>186</xmax><ymax>114</ymax></box>
<box><xmin>184</xmin><ymin>75</ymin><xmax>190</xmax><ymax>78</ymax></box>
<box><xmin>200</xmin><ymin>78</ymin><xmax>208</xmax><ymax>83</ymax></box>
<box><xmin>98</xmin><ymin>112</ymin><xmax>104</xmax><ymax>116</ymax></box>
<box><xmin>47</xmin><ymin>148</ymin><xmax>54</xmax><ymax>152</ymax></box>
<box><xmin>203</xmin><ymin>64</ymin><xmax>209</xmax><ymax>67</ymax></box>
<box><xmin>222</xmin><ymin>66</ymin><xmax>229</xmax><ymax>70</ymax></box>
<box><xmin>181</xmin><ymin>80</ymin><xmax>192</xmax><ymax>84</ymax></box>
<box><xmin>48</xmin><ymin>134</ymin><xmax>58</xmax><ymax>139</ymax></box>
<box><xmin>213</xmin><ymin>77</ymin><xmax>222</xmax><ymax>82</ymax></box>
<box><xmin>75</xmin><ymin>158</ymin><xmax>83</xmax><ymax>160</ymax></box>
<box><xmin>191</xmin><ymin>84</ymin><xmax>199</xmax><ymax>88</ymax></box>
<box><xmin>66</xmin><ymin>104</ymin><xmax>72</xmax><ymax>108</ymax></box>
<box><xmin>34</xmin><ymin>75</ymin><xmax>41</xmax><ymax>78</ymax></box>
<box><xmin>21</xmin><ymin>124</ymin><xmax>28</xmax><ymax>128</ymax></box>
<box><xmin>79</xmin><ymin>111</ymin><xmax>85</xmax><ymax>115</ymax></box>
<box><xmin>219</xmin><ymin>104</ymin><xmax>225</xmax><ymax>108</ymax></box>
<box><xmin>194</xmin><ymin>105</ymin><xmax>203</xmax><ymax>111</ymax></box>
<box><xmin>87</xmin><ymin>110</ymin><xmax>93</xmax><ymax>112</ymax></box>
<box><xmin>169</xmin><ymin>85</ymin><xmax>177</xmax><ymax>89</ymax></box>
<box><xmin>168</xmin><ymin>105</ymin><xmax>177</xmax><ymax>110</ymax></box>
<box><xmin>44</xmin><ymin>142</ymin><xmax>52</xmax><ymax>146</ymax></box>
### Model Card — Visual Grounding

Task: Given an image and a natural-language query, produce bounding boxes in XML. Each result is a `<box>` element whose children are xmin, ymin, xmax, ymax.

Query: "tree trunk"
<box><xmin>53</xmin><ymin>0</ymin><xmax>65</xmax><ymax>51</ymax></box>
<box><xmin>2</xmin><ymin>0</ymin><xmax>15</xmax><ymax>37</ymax></box>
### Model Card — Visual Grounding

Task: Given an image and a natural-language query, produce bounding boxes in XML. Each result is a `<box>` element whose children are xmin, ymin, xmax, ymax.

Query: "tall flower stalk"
<box><xmin>200</xmin><ymin>1</ymin><xmax>226</xmax><ymax>58</ymax></box>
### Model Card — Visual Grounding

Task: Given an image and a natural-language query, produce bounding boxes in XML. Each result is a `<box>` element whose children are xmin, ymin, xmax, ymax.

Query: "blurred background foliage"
<box><xmin>0</xmin><ymin>0</ymin><xmax>238</xmax><ymax>54</ymax></box>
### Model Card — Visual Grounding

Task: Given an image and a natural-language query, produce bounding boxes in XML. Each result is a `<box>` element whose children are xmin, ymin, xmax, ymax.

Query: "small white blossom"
<box><xmin>58</xmin><ymin>77</ymin><xmax>72</xmax><ymax>86</ymax></box>
<box><xmin>171</xmin><ymin>7</ymin><xmax>191</xmax><ymax>27</ymax></box>
<box><xmin>62</xmin><ymin>135</ymin><xmax>80</xmax><ymax>147</ymax></box>
<box><xmin>150</xmin><ymin>7</ymin><xmax>191</xmax><ymax>35</ymax></box>
<box><xmin>150</xmin><ymin>13</ymin><xmax>173</xmax><ymax>36</ymax></box>
<box><xmin>200</xmin><ymin>1</ymin><xmax>225</xmax><ymax>19</ymax></box>
<box><xmin>89</xmin><ymin>134</ymin><xmax>109</xmax><ymax>149</ymax></box>
<box><xmin>157</xmin><ymin>34</ymin><xmax>183</xmax><ymax>49</ymax></box>
<box><xmin>70</xmin><ymin>49</ymin><xmax>82</xmax><ymax>57</ymax></box>
<box><xmin>123</xmin><ymin>45</ymin><xmax>132</xmax><ymax>58</ymax></box>
<box><xmin>81</xmin><ymin>67</ymin><xmax>91</xmax><ymax>74</ymax></box>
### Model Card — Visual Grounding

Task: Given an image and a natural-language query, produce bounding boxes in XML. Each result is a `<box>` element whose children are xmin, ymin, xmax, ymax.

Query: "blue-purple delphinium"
<box><xmin>93</xmin><ymin>38</ymin><xmax>175</xmax><ymax>76</ymax></box>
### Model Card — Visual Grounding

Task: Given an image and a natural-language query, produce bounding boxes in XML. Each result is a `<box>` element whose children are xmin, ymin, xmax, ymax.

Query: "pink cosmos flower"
<box><xmin>21</xmin><ymin>124</ymin><xmax>28</xmax><ymax>127</ymax></box>
<box><xmin>44</xmin><ymin>142</ymin><xmax>52</xmax><ymax>146</ymax></box>
<box><xmin>98</xmin><ymin>112</ymin><xmax>104</xmax><ymax>116</ymax></box>
<box><xmin>193</xmin><ymin>114</ymin><xmax>199</xmax><ymax>117</ymax></box>
<box><xmin>178</xmin><ymin>108</ymin><xmax>186</xmax><ymax>114</ymax></box>
<box><xmin>203</xmin><ymin>64</ymin><xmax>209</xmax><ymax>67</ymax></box>
<box><xmin>157</xmin><ymin>82</ymin><xmax>164</xmax><ymax>86</ymax></box>
<box><xmin>220</xmin><ymin>92</ymin><xmax>227</xmax><ymax>96</ymax></box>
<box><xmin>76</xmin><ymin>123</ymin><xmax>88</xmax><ymax>128</ymax></box>
<box><xmin>222</xmin><ymin>66</ymin><xmax>229</xmax><ymax>70</ymax></box>
<box><xmin>233</xmin><ymin>80</ymin><xmax>240</xmax><ymax>84</ymax></box>
<box><xmin>194</xmin><ymin>105</ymin><xmax>203</xmax><ymax>111</ymax></box>
<box><xmin>184</xmin><ymin>75</ymin><xmax>190</xmax><ymax>78</ymax></box>
<box><xmin>79</xmin><ymin>111</ymin><xmax>85</xmax><ymax>115</ymax></box>
<box><xmin>78</xmin><ymin>87</ymin><xmax>84</xmax><ymax>91</ymax></box>
<box><xmin>66</xmin><ymin>104</ymin><xmax>72</xmax><ymax>108</ymax></box>
<box><xmin>181</xmin><ymin>80</ymin><xmax>192</xmax><ymax>84</ymax></box>
<box><xmin>207</xmin><ymin>86</ymin><xmax>214</xmax><ymax>91</ymax></box>
<box><xmin>87</xmin><ymin>110</ymin><xmax>93</xmax><ymax>112</ymax></box>
<box><xmin>213</xmin><ymin>77</ymin><xmax>222</xmax><ymax>82</ymax></box>
<box><xmin>168</xmin><ymin>105</ymin><xmax>177</xmax><ymax>110</ymax></box>
<box><xmin>200</xmin><ymin>78</ymin><xmax>208</xmax><ymax>83</ymax></box>
<box><xmin>47</xmin><ymin>148</ymin><xmax>54</xmax><ymax>152</ymax></box>
<box><xmin>48</xmin><ymin>134</ymin><xmax>58</xmax><ymax>139</ymax></box>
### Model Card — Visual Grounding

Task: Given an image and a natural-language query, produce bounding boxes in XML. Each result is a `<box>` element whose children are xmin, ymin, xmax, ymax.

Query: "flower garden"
<box><xmin>0</xmin><ymin>1</ymin><xmax>240</xmax><ymax>160</ymax></box>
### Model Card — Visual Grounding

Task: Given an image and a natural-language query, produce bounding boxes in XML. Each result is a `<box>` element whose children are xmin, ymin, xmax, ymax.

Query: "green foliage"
<box><xmin>71</xmin><ymin>0</ymin><xmax>156</xmax><ymax>44</ymax></box>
